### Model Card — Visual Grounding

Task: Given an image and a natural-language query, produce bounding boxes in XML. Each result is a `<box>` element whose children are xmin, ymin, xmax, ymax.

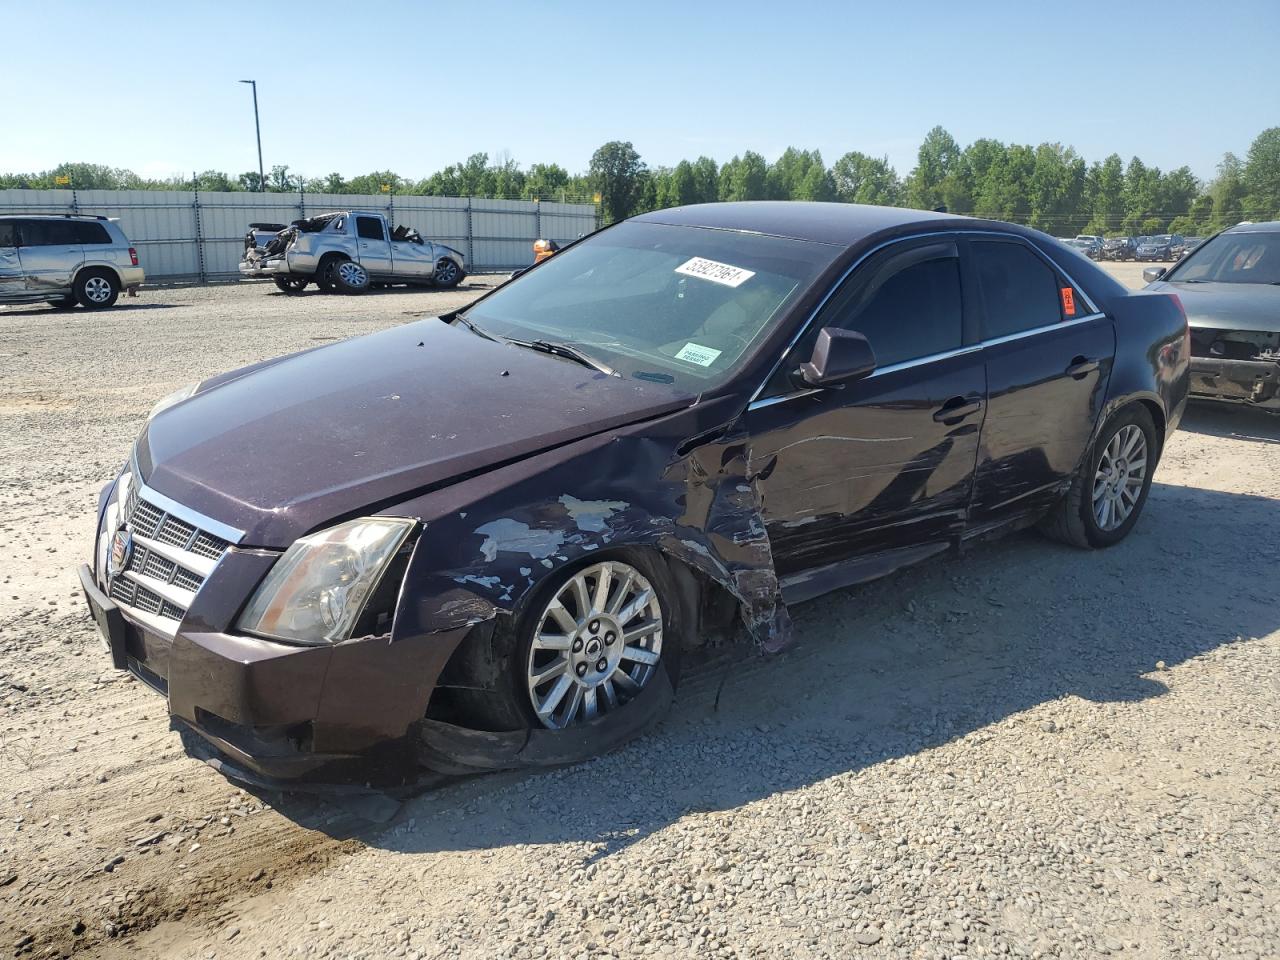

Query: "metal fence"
<box><xmin>0</xmin><ymin>189</ymin><xmax>600</xmax><ymax>283</ymax></box>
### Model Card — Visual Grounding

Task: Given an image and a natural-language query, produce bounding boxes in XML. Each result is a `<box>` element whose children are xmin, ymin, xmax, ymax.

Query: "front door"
<box><xmin>744</xmin><ymin>237</ymin><xmax>986</xmax><ymax>600</ymax></box>
<box><xmin>354</xmin><ymin>215</ymin><xmax>393</xmax><ymax>275</ymax></box>
<box><xmin>15</xmin><ymin>219</ymin><xmax>82</xmax><ymax>295</ymax></box>
<box><xmin>0</xmin><ymin>221</ymin><xmax>23</xmax><ymax>299</ymax></box>
<box><xmin>963</xmin><ymin>236</ymin><xmax>1116</xmax><ymax>530</ymax></box>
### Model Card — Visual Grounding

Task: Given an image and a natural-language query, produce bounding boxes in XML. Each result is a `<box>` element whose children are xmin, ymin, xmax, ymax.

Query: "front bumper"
<box><xmin>1189</xmin><ymin>356</ymin><xmax>1280</xmax><ymax>410</ymax></box>
<box><xmin>79</xmin><ymin>546</ymin><xmax>470</xmax><ymax>782</ymax></box>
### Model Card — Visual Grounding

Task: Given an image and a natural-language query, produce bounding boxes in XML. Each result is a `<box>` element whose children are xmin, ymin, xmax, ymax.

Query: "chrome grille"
<box><xmin>106</xmin><ymin>475</ymin><xmax>239</xmax><ymax>634</ymax></box>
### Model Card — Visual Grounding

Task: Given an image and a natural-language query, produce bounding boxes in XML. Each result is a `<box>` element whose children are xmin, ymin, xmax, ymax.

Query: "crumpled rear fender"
<box><xmin>388</xmin><ymin>398</ymin><xmax>792</xmax><ymax>654</ymax></box>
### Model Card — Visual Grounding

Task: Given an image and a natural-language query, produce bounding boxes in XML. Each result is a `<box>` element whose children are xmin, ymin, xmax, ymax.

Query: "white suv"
<box><xmin>0</xmin><ymin>215</ymin><xmax>145</xmax><ymax>309</ymax></box>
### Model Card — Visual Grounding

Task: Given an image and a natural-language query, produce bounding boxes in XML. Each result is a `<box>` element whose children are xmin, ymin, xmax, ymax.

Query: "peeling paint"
<box><xmin>558</xmin><ymin>494</ymin><xmax>629</xmax><ymax>533</ymax></box>
<box><xmin>474</xmin><ymin>518</ymin><xmax>566</xmax><ymax>562</ymax></box>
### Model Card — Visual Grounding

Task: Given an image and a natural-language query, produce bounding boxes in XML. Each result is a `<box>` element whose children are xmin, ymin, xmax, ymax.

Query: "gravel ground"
<box><xmin>1</xmin><ymin>269</ymin><xmax>1278</xmax><ymax>960</ymax></box>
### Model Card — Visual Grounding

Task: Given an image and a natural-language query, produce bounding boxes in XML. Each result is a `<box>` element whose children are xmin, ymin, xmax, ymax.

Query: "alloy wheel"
<box><xmin>1092</xmin><ymin>424</ymin><xmax>1147</xmax><ymax>531</ymax></box>
<box><xmin>83</xmin><ymin>276</ymin><xmax>112</xmax><ymax>303</ymax></box>
<box><xmin>337</xmin><ymin>261</ymin><xmax>368</xmax><ymax>288</ymax></box>
<box><xmin>435</xmin><ymin>259</ymin><xmax>458</xmax><ymax>285</ymax></box>
<box><xmin>525</xmin><ymin>560</ymin><xmax>663</xmax><ymax>729</ymax></box>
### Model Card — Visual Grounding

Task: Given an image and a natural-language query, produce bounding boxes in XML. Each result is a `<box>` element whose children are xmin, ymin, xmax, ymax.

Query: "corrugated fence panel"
<box><xmin>0</xmin><ymin>189</ymin><xmax>598</xmax><ymax>280</ymax></box>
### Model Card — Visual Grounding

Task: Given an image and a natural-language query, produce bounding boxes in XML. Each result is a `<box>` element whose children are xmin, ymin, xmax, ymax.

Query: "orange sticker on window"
<box><xmin>1060</xmin><ymin>286</ymin><xmax>1076</xmax><ymax>317</ymax></box>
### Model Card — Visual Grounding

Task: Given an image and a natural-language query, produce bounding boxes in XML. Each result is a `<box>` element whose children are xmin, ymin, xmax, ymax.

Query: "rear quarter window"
<box><xmin>74</xmin><ymin>222</ymin><xmax>113</xmax><ymax>244</ymax></box>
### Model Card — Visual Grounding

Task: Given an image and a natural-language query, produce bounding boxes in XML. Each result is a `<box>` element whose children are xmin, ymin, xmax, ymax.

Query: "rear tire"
<box><xmin>1039</xmin><ymin>405</ymin><xmax>1158</xmax><ymax>549</ymax></box>
<box><xmin>273</xmin><ymin>277</ymin><xmax>309</xmax><ymax>293</ymax></box>
<box><xmin>449</xmin><ymin>550</ymin><xmax>683</xmax><ymax>735</ymax></box>
<box><xmin>331</xmin><ymin>258</ymin><xmax>370</xmax><ymax>294</ymax></box>
<box><xmin>74</xmin><ymin>269</ymin><xmax>119</xmax><ymax>309</ymax></box>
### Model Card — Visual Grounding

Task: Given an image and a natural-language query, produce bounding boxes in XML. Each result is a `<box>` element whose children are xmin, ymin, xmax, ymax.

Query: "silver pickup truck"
<box><xmin>239</xmin><ymin>210</ymin><xmax>466</xmax><ymax>293</ymax></box>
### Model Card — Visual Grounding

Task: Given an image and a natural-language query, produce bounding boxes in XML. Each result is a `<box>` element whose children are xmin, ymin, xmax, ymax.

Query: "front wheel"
<box><xmin>1039</xmin><ymin>405</ymin><xmax>1157</xmax><ymax>548</ymax></box>
<box><xmin>433</xmin><ymin>257</ymin><xmax>464</xmax><ymax>288</ymax></box>
<box><xmin>449</xmin><ymin>552</ymin><xmax>682</xmax><ymax>736</ymax></box>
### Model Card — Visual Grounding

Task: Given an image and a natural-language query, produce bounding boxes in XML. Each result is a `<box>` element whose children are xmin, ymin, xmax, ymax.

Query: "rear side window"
<box><xmin>840</xmin><ymin>258</ymin><xmax>963</xmax><ymax>367</ymax></box>
<box><xmin>19</xmin><ymin>219</ymin><xmax>81</xmax><ymax>246</ymax></box>
<box><xmin>356</xmin><ymin>216</ymin><xmax>384</xmax><ymax>241</ymax></box>
<box><xmin>972</xmin><ymin>241</ymin><xmax>1062</xmax><ymax>338</ymax></box>
<box><xmin>73</xmin><ymin>221</ymin><xmax>112</xmax><ymax>244</ymax></box>
<box><xmin>0</xmin><ymin>222</ymin><xmax>15</xmax><ymax>246</ymax></box>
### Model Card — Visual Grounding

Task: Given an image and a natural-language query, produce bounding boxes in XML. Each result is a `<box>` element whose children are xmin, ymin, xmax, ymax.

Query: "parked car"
<box><xmin>1074</xmin><ymin>235</ymin><xmax>1104</xmax><ymax>259</ymax></box>
<box><xmin>1102</xmin><ymin>237</ymin><xmax>1136</xmax><ymax>261</ymax></box>
<box><xmin>1062</xmin><ymin>238</ymin><xmax>1098</xmax><ymax>259</ymax></box>
<box><xmin>239</xmin><ymin>211</ymin><xmax>466</xmax><ymax>293</ymax></box>
<box><xmin>0</xmin><ymin>214</ymin><xmax>143</xmax><ymax>309</ymax></box>
<box><xmin>1143</xmin><ymin>221</ymin><xmax>1280</xmax><ymax>412</ymax></box>
<box><xmin>1173</xmin><ymin>236</ymin><xmax>1204</xmax><ymax>260</ymax></box>
<box><xmin>1135</xmin><ymin>234</ymin><xmax>1184</xmax><ymax>262</ymax></box>
<box><xmin>80</xmin><ymin>202</ymin><xmax>1189</xmax><ymax>783</ymax></box>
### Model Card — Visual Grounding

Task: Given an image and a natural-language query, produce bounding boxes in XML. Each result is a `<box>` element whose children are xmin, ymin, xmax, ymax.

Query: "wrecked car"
<box><xmin>1143</xmin><ymin>221</ymin><xmax>1280</xmax><ymax>412</ymax></box>
<box><xmin>79</xmin><ymin>201</ymin><xmax>1189</xmax><ymax>783</ymax></box>
<box><xmin>239</xmin><ymin>210</ymin><xmax>466</xmax><ymax>294</ymax></box>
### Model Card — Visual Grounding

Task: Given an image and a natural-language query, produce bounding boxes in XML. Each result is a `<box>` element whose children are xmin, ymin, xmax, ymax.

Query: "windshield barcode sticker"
<box><xmin>675</xmin><ymin>342</ymin><xmax>722</xmax><ymax>367</ymax></box>
<box><xmin>675</xmin><ymin>256</ymin><xmax>756</xmax><ymax>288</ymax></box>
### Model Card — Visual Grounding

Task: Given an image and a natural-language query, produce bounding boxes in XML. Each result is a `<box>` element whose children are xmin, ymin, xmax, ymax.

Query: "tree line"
<box><xmin>3</xmin><ymin>126</ymin><xmax>1277</xmax><ymax>237</ymax></box>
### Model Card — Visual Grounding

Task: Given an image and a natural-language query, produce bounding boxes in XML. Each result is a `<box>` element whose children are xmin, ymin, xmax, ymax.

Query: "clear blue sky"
<box><xmin>5</xmin><ymin>0</ymin><xmax>1276</xmax><ymax>183</ymax></box>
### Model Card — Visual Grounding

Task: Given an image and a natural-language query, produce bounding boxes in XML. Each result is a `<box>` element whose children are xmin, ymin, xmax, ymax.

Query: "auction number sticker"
<box><xmin>675</xmin><ymin>256</ymin><xmax>756</xmax><ymax>288</ymax></box>
<box><xmin>675</xmin><ymin>342</ymin><xmax>723</xmax><ymax>367</ymax></box>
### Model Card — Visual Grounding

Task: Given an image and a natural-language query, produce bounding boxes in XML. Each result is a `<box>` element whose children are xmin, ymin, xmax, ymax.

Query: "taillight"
<box><xmin>128</xmin><ymin>247</ymin><xmax>139</xmax><ymax>266</ymax></box>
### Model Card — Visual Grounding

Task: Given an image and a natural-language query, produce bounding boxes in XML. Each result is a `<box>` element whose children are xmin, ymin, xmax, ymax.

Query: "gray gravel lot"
<box><xmin>1</xmin><ymin>270</ymin><xmax>1277</xmax><ymax>960</ymax></box>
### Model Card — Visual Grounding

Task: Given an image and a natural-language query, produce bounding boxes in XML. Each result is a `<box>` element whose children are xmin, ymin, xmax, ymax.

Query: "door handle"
<box><xmin>1066</xmin><ymin>356</ymin><xmax>1100</xmax><ymax>379</ymax></box>
<box><xmin>933</xmin><ymin>396</ymin><xmax>983</xmax><ymax>423</ymax></box>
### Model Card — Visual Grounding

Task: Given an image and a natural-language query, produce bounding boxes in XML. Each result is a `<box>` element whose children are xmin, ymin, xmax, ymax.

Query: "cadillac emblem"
<box><xmin>108</xmin><ymin>529</ymin><xmax>132</xmax><ymax>579</ymax></box>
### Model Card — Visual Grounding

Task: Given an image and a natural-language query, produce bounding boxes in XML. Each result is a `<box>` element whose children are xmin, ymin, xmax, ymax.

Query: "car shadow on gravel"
<box><xmin>1179</xmin><ymin>402</ymin><xmax>1280</xmax><ymax>444</ymax></box>
<box><xmin>0</xmin><ymin>303</ymin><xmax>188</xmax><ymax>317</ymax></box>
<box><xmin>257</xmin><ymin>479</ymin><xmax>1280</xmax><ymax>859</ymax></box>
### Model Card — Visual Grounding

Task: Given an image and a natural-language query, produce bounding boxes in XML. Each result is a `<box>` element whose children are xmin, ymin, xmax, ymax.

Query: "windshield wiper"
<box><xmin>452</xmin><ymin>313</ymin><xmax>498</xmax><ymax>342</ymax></box>
<box><xmin>504</xmin><ymin>337</ymin><xmax>618</xmax><ymax>377</ymax></box>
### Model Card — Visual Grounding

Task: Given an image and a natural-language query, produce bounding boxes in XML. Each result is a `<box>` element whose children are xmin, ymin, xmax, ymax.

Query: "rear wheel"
<box><xmin>74</xmin><ymin>269</ymin><xmax>119</xmax><ymax>309</ymax></box>
<box><xmin>331</xmin><ymin>258</ymin><xmax>370</xmax><ymax>294</ymax></box>
<box><xmin>273</xmin><ymin>277</ymin><xmax>308</xmax><ymax>293</ymax></box>
<box><xmin>1039</xmin><ymin>405</ymin><xmax>1157</xmax><ymax>548</ymax></box>
<box><xmin>433</xmin><ymin>257</ymin><xmax>463</xmax><ymax>288</ymax></box>
<box><xmin>449</xmin><ymin>551</ymin><xmax>682</xmax><ymax>736</ymax></box>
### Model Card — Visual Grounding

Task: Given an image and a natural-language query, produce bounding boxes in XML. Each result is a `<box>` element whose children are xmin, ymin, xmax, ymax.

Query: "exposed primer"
<box><xmin>559</xmin><ymin>494</ymin><xmax>629</xmax><ymax>533</ymax></box>
<box><xmin>474</xmin><ymin>518</ymin><xmax>566</xmax><ymax>561</ymax></box>
<box><xmin>453</xmin><ymin>574</ymin><xmax>503</xmax><ymax>589</ymax></box>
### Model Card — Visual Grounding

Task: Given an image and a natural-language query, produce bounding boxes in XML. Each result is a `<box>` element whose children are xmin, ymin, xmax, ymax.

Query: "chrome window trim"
<box><xmin>747</xmin><ymin>228</ymin><xmax>1108</xmax><ymax>409</ymax></box>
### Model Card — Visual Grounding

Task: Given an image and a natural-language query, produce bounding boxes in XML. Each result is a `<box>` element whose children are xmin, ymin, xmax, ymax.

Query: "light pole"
<box><xmin>238</xmin><ymin>79</ymin><xmax>265</xmax><ymax>192</ymax></box>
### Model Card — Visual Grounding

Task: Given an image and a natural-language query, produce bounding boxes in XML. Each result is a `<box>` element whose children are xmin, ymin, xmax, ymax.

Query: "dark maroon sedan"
<box><xmin>79</xmin><ymin>202</ymin><xmax>1190</xmax><ymax>783</ymax></box>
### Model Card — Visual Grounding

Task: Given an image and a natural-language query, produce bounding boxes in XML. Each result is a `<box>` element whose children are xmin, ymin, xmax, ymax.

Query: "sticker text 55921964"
<box><xmin>675</xmin><ymin>257</ymin><xmax>756</xmax><ymax>288</ymax></box>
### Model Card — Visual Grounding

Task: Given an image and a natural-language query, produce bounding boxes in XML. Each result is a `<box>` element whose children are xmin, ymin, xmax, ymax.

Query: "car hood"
<box><xmin>1147</xmin><ymin>280</ymin><xmax>1280</xmax><ymax>333</ymax></box>
<box><xmin>138</xmin><ymin>319</ymin><xmax>693</xmax><ymax>548</ymax></box>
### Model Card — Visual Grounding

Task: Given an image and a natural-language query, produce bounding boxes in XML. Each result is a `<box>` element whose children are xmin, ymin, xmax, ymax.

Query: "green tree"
<box><xmin>1122</xmin><ymin>157</ymin><xmax>1162</xmax><ymax>234</ymax></box>
<box><xmin>523</xmin><ymin>163</ymin><xmax>570</xmax><ymax>200</ymax></box>
<box><xmin>906</xmin><ymin>126</ymin><xmax>963</xmax><ymax>210</ymax></box>
<box><xmin>830</xmin><ymin>152</ymin><xmax>901</xmax><ymax>206</ymax></box>
<box><xmin>1207</xmin><ymin>153</ymin><xmax>1247</xmax><ymax>229</ymax></box>
<box><xmin>690</xmin><ymin>156</ymin><xmax>719</xmax><ymax>204</ymax></box>
<box><xmin>718</xmin><ymin>151</ymin><xmax>769</xmax><ymax>201</ymax></box>
<box><xmin>346</xmin><ymin>170</ymin><xmax>405</xmax><ymax>194</ymax></box>
<box><xmin>588</xmin><ymin>141</ymin><xmax>646</xmax><ymax>223</ymax></box>
<box><xmin>766</xmin><ymin>148</ymin><xmax>833</xmax><ymax>201</ymax></box>
<box><xmin>1243</xmin><ymin>126</ymin><xmax>1280</xmax><ymax>219</ymax></box>
<box><xmin>1089</xmin><ymin>153</ymin><xmax>1126</xmax><ymax>235</ymax></box>
<box><xmin>194</xmin><ymin>170</ymin><xmax>236</xmax><ymax>192</ymax></box>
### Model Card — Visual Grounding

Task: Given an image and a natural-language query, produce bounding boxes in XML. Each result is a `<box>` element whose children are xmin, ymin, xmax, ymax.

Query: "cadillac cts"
<box><xmin>79</xmin><ymin>202</ymin><xmax>1190</xmax><ymax>782</ymax></box>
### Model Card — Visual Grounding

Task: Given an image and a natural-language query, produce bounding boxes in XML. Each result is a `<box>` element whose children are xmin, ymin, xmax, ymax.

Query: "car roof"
<box><xmin>1226</xmin><ymin>220</ymin><xmax>1280</xmax><ymax>234</ymax></box>
<box><xmin>632</xmin><ymin>201</ymin><xmax>966</xmax><ymax>247</ymax></box>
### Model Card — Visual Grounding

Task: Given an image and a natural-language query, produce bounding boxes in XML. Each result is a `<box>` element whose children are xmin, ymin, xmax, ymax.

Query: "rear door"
<box><xmin>354</xmin><ymin>215</ymin><xmax>393</xmax><ymax>275</ymax></box>
<box><xmin>964</xmin><ymin>236</ymin><xmax>1115</xmax><ymax>530</ymax></box>
<box><xmin>16</xmin><ymin>219</ymin><xmax>83</xmax><ymax>294</ymax></box>
<box><xmin>744</xmin><ymin>236</ymin><xmax>986</xmax><ymax>596</ymax></box>
<box><xmin>0</xmin><ymin>221</ymin><xmax>22</xmax><ymax>298</ymax></box>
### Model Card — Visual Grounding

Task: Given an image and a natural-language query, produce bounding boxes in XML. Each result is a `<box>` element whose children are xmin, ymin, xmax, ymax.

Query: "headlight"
<box><xmin>147</xmin><ymin>382</ymin><xmax>199</xmax><ymax>421</ymax></box>
<box><xmin>236</xmin><ymin>517</ymin><xmax>415</xmax><ymax>645</ymax></box>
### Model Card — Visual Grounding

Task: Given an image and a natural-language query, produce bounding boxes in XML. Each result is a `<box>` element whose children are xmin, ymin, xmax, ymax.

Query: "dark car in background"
<box><xmin>1103</xmin><ymin>237</ymin><xmax>1136</xmax><ymax>261</ymax></box>
<box><xmin>1144</xmin><ymin>221</ymin><xmax>1280</xmax><ymax>412</ymax></box>
<box><xmin>78</xmin><ymin>202</ymin><xmax>1190</xmax><ymax>783</ymax></box>
<box><xmin>1136</xmin><ymin>234</ymin><xmax>1184</xmax><ymax>262</ymax></box>
<box><xmin>1173</xmin><ymin>237</ymin><xmax>1204</xmax><ymax>260</ymax></box>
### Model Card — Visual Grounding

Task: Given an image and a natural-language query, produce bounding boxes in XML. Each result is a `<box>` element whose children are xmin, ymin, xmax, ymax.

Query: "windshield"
<box><xmin>1165</xmin><ymin>231</ymin><xmax>1280</xmax><ymax>284</ymax></box>
<box><xmin>460</xmin><ymin>220</ymin><xmax>839</xmax><ymax>391</ymax></box>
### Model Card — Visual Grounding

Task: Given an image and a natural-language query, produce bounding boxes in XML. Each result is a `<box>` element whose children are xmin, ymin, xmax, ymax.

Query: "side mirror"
<box><xmin>1142</xmin><ymin>266</ymin><xmax>1166</xmax><ymax>283</ymax></box>
<box><xmin>799</xmin><ymin>327</ymin><xmax>877</xmax><ymax>388</ymax></box>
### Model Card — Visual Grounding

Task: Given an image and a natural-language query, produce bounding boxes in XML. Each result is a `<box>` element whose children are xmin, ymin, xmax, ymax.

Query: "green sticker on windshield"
<box><xmin>675</xmin><ymin>342</ymin><xmax>722</xmax><ymax>367</ymax></box>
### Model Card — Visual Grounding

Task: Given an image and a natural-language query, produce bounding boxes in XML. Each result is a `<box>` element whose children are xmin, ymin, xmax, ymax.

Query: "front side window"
<box><xmin>1166</xmin><ymin>231</ymin><xmax>1280</xmax><ymax>285</ymax></box>
<box><xmin>356</xmin><ymin>216</ymin><xmax>384</xmax><ymax>241</ymax></box>
<box><xmin>972</xmin><ymin>240</ymin><xmax>1062</xmax><ymax>338</ymax></box>
<box><xmin>461</xmin><ymin>220</ymin><xmax>839</xmax><ymax>391</ymax></box>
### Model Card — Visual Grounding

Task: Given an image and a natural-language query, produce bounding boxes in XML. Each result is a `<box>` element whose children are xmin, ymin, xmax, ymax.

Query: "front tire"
<box><xmin>450</xmin><ymin>551</ymin><xmax>683</xmax><ymax>735</ymax></box>
<box><xmin>1039</xmin><ymin>405</ymin><xmax>1157</xmax><ymax>548</ymax></box>
<box><xmin>74</xmin><ymin>269</ymin><xmax>119</xmax><ymax>309</ymax></box>
<box><xmin>433</xmin><ymin>257</ymin><xmax>464</xmax><ymax>288</ymax></box>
